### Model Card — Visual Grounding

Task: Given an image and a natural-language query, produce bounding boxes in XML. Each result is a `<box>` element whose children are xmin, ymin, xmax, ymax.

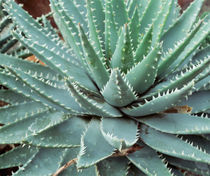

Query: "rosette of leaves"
<box><xmin>0</xmin><ymin>0</ymin><xmax>209</xmax><ymax>175</ymax></box>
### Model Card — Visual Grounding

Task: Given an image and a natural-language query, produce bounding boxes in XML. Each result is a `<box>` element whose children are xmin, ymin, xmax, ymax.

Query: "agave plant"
<box><xmin>0</xmin><ymin>0</ymin><xmax>209</xmax><ymax>175</ymax></box>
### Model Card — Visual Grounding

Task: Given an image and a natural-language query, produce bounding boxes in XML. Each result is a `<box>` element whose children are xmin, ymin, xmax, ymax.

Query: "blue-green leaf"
<box><xmin>165</xmin><ymin>155</ymin><xmax>210</xmax><ymax>176</ymax></box>
<box><xmin>77</xmin><ymin>118</ymin><xmax>115</xmax><ymax>168</ymax></box>
<box><xmin>126</xmin><ymin>45</ymin><xmax>160</xmax><ymax>94</ymax></box>
<box><xmin>0</xmin><ymin>110</ymin><xmax>59</xmax><ymax>144</ymax></box>
<box><xmin>105</xmin><ymin>0</ymin><xmax>118</xmax><ymax>59</ymax></box>
<box><xmin>101</xmin><ymin>117</ymin><xmax>138</xmax><ymax>150</ymax></box>
<box><xmin>137</xmin><ymin>114</ymin><xmax>210</xmax><ymax>134</ymax></box>
<box><xmin>79</xmin><ymin>24</ymin><xmax>109</xmax><ymax>89</ymax></box>
<box><xmin>140</xmin><ymin>125</ymin><xmax>210</xmax><ymax>164</ymax></box>
<box><xmin>50</xmin><ymin>0</ymin><xmax>83</xmax><ymax>61</ymax></box>
<box><xmin>8</xmin><ymin>68</ymin><xmax>84</xmax><ymax>113</ymax></box>
<box><xmin>13</xmin><ymin>148</ymin><xmax>65</xmax><ymax>176</ymax></box>
<box><xmin>139</xmin><ymin>0</ymin><xmax>162</xmax><ymax>34</ymax></box>
<box><xmin>101</xmin><ymin>68</ymin><xmax>137</xmax><ymax>107</ymax></box>
<box><xmin>0</xmin><ymin>89</ymin><xmax>31</xmax><ymax>104</ymax></box>
<box><xmin>0</xmin><ymin>101</ymin><xmax>47</xmax><ymax>124</ymax></box>
<box><xmin>97</xmin><ymin>157</ymin><xmax>129</xmax><ymax>176</ymax></box>
<box><xmin>111</xmin><ymin>24</ymin><xmax>134</xmax><ymax>73</ymax></box>
<box><xmin>128</xmin><ymin>8</ymin><xmax>141</xmax><ymax>50</ymax></box>
<box><xmin>26</xmin><ymin>116</ymin><xmax>88</xmax><ymax>148</ymax></box>
<box><xmin>127</xmin><ymin>142</ymin><xmax>171</xmax><ymax>176</ymax></box>
<box><xmin>122</xmin><ymin>81</ymin><xmax>194</xmax><ymax>116</ymax></box>
<box><xmin>68</xmin><ymin>81</ymin><xmax>121</xmax><ymax>118</ymax></box>
<box><xmin>112</xmin><ymin>0</ymin><xmax>128</xmax><ymax>30</ymax></box>
<box><xmin>161</xmin><ymin>0</ymin><xmax>204</xmax><ymax>52</ymax></box>
<box><xmin>178</xmin><ymin>91</ymin><xmax>210</xmax><ymax>113</ymax></box>
<box><xmin>86</xmin><ymin>0</ymin><xmax>105</xmax><ymax>57</ymax></box>
<box><xmin>0</xmin><ymin>145</ymin><xmax>39</xmax><ymax>169</ymax></box>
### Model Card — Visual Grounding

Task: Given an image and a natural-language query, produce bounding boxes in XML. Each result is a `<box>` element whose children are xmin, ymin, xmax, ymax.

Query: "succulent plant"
<box><xmin>0</xmin><ymin>0</ymin><xmax>209</xmax><ymax>175</ymax></box>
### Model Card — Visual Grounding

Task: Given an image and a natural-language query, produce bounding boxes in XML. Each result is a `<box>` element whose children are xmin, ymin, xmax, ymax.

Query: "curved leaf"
<box><xmin>127</xmin><ymin>142</ymin><xmax>171</xmax><ymax>176</ymax></box>
<box><xmin>140</xmin><ymin>125</ymin><xmax>210</xmax><ymax>164</ymax></box>
<box><xmin>13</xmin><ymin>148</ymin><xmax>65</xmax><ymax>176</ymax></box>
<box><xmin>122</xmin><ymin>81</ymin><xmax>194</xmax><ymax>116</ymax></box>
<box><xmin>0</xmin><ymin>145</ymin><xmax>39</xmax><ymax>169</ymax></box>
<box><xmin>97</xmin><ymin>157</ymin><xmax>129</xmax><ymax>176</ymax></box>
<box><xmin>26</xmin><ymin>116</ymin><xmax>88</xmax><ymax>148</ymax></box>
<box><xmin>101</xmin><ymin>117</ymin><xmax>138</xmax><ymax>150</ymax></box>
<box><xmin>77</xmin><ymin>118</ymin><xmax>115</xmax><ymax>168</ymax></box>
<box><xmin>101</xmin><ymin>68</ymin><xmax>137</xmax><ymax>107</ymax></box>
<box><xmin>137</xmin><ymin>113</ymin><xmax>210</xmax><ymax>134</ymax></box>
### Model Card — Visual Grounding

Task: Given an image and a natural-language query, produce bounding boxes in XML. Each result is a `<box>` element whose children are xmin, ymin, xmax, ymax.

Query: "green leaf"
<box><xmin>192</xmin><ymin>46</ymin><xmax>210</xmax><ymax>64</ymax></box>
<box><xmin>4</xmin><ymin>0</ymin><xmax>77</xmax><ymax>63</ymax></box>
<box><xmin>0</xmin><ymin>101</ymin><xmax>47</xmax><ymax>124</ymax></box>
<box><xmin>40</xmin><ymin>14</ymin><xmax>60</xmax><ymax>40</ymax></box>
<box><xmin>127</xmin><ymin>142</ymin><xmax>171</xmax><ymax>176</ymax></box>
<box><xmin>26</xmin><ymin>116</ymin><xmax>88</xmax><ymax>148</ymax></box>
<box><xmin>140</xmin><ymin>125</ymin><xmax>210</xmax><ymax>164</ymax></box>
<box><xmin>195</xmin><ymin>76</ymin><xmax>210</xmax><ymax>92</ymax></box>
<box><xmin>60</xmin><ymin>148</ymin><xmax>98</xmax><ymax>176</ymax></box>
<box><xmin>77</xmin><ymin>118</ymin><xmax>115</xmax><ymax>168</ymax></box>
<box><xmin>0</xmin><ymin>89</ymin><xmax>31</xmax><ymax>104</ymax></box>
<box><xmin>101</xmin><ymin>68</ymin><xmax>137</xmax><ymax>107</ymax></box>
<box><xmin>126</xmin><ymin>45</ymin><xmax>160</xmax><ymax>94</ymax></box>
<box><xmin>128</xmin><ymin>8</ymin><xmax>141</xmax><ymax>50</ymax></box>
<box><xmin>60</xmin><ymin>0</ymin><xmax>88</xmax><ymax>32</ymax></box>
<box><xmin>78</xmin><ymin>24</ymin><xmax>109</xmax><ymax>89</ymax></box>
<box><xmin>4</xmin><ymin>0</ymin><xmax>97</xmax><ymax>91</ymax></box>
<box><xmin>0</xmin><ymin>145</ymin><xmax>39</xmax><ymax>169</ymax></box>
<box><xmin>13</xmin><ymin>148</ymin><xmax>65</xmax><ymax>176</ymax></box>
<box><xmin>62</xmin><ymin>165</ymin><xmax>98</xmax><ymax>176</ymax></box>
<box><xmin>8</xmin><ymin>68</ymin><xmax>84</xmax><ymax>113</ymax></box>
<box><xmin>50</xmin><ymin>0</ymin><xmax>84</xmax><ymax>61</ymax></box>
<box><xmin>68</xmin><ymin>78</ymin><xmax>121</xmax><ymax>118</ymax></box>
<box><xmin>134</xmin><ymin>25</ymin><xmax>152</xmax><ymax>63</ymax></box>
<box><xmin>112</xmin><ymin>0</ymin><xmax>128</xmax><ymax>30</ymax></box>
<box><xmin>152</xmin><ymin>0</ymin><xmax>172</xmax><ymax>46</ymax></box>
<box><xmin>162</xmin><ymin>0</ymin><xmax>180</xmax><ymax>32</ymax></box>
<box><xmin>148</xmin><ymin>57</ymin><xmax>210</xmax><ymax>97</ymax></box>
<box><xmin>165</xmin><ymin>155</ymin><xmax>210</xmax><ymax>176</ymax></box>
<box><xmin>0</xmin><ymin>53</ymin><xmax>59</xmax><ymax>79</ymax></box>
<box><xmin>86</xmin><ymin>0</ymin><xmax>105</xmax><ymax>57</ymax></box>
<box><xmin>0</xmin><ymin>70</ymin><xmax>72</xmax><ymax>113</ymax></box>
<box><xmin>169</xmin><ymin>15</ymin><xmax>210</xmax><ymax>74</ymax></box>
<box><xmin>181</xmin><ymin>135</ymin><xmax>210</xmax><ymax>154</ymax></box>
<box><xmin>137</xmin><ymin>0</ymin><xmax>150</xmax><ymax>18</ymax></box>
<box><xmin>13</xmin><ymin>30</ymin><xmax>97</xmax><ymax>92</ymax></box>
<box><xmin>111</xmin><ymin>24</ymin><xmax>134</xmax><ymax>73</ymax></box>
<box><xmin>178</xmin><ymin>91</ymin><xmax>210</xmax><ymax>113</ymax></box>
<box><xmin>137</xmin><ymin>114</ymin><xmax>210</xmax><ymax>134</ymax></box>
<box><xmin>105</xmin><ymin>0</ymin><xmax>118</xmax><ymax>59</ymax></box>
<box><xmin>127</xmin><ymin>0</ymin><xmax>138</xmax><ymax>18</ymax></box>
<box><xmin>101</xmin><ymin>117</ymin><xmax>138</xmax><ymax>150</ymax></box>
<box><xmin>127</xmin><ymin>164</ymin><xmax>147</xmax><ymax>176</ymax></box>
<box><xmin>139</xmin><ymin>0</ymin><xmax>162</xmax><ymax>34</ymax></box>
<box><xmin>161</xmin><ymin>0</ymin><xmax>204</xmax><ymax>52</ymax></box>
<box><xmin>122</xmin><ymin>81</ymin><xmax>194</xmax><ymax>116</ymax></box>
<box><xmin>158</xmin><ymin>19</ymin><xmax>207</xmax><ymax>77</ymax></box>
<box><xmin>97</xmin><ymin>157</ymin><xmax>129</xmax><ymax>176</ymax></box>
<box><xmin>26</xmin><ymin>111</ymin><xmax>67</xmax><ymax>136</ymax></box>
<box><xmin>0</xmin><ymin>110</ymin><xmax>57</xmax><ymax>144</ymax></box>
